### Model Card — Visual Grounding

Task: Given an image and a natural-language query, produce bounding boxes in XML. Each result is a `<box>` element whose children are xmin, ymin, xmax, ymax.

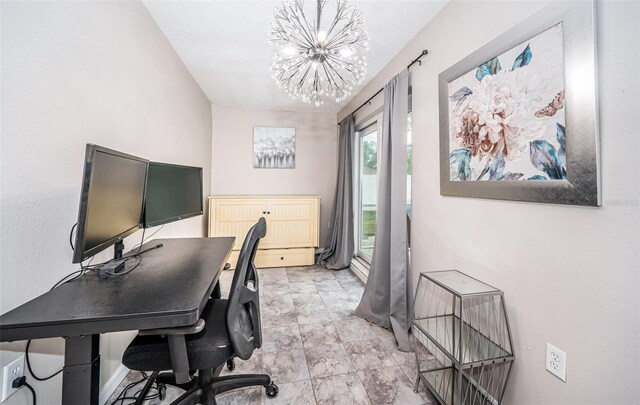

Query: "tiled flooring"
<box><xmin>108</xmin><ymin>265</ymin><xmax>437</xmax><ymax>405</ymax></box>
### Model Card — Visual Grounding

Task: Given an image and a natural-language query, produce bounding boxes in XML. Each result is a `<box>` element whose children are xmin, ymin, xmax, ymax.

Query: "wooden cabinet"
<box><xmin>208</xmin><ymin>196</ymin><xmax>320</xmax><ymax>268</ymax></box>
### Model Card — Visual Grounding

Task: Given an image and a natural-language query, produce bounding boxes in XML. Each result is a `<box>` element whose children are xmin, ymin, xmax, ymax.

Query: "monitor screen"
<box><xmin>144</xmin><ymin>162</ymin><xmax>203</xmax><ymax>228</ymax></box>
<box><xmin>73</xmin><ymin>145</ymin><xmax>148</xmax><ymax>263</ymax></box>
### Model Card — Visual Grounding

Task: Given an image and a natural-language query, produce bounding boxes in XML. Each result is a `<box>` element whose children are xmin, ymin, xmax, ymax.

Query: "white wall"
<box><xmin>0</xmin><ymin>1</ymin><xmax>212</xmax><ymax>403</ymax></box>
<box><xmin>339</xmin><ymin>1</ymin><xmax>640</xmax><ymax>403</ymax></box>
<box><xmin>211</xmin><ymin>105</ymin><xmax>338</xmax><ymax>247</ymax></box>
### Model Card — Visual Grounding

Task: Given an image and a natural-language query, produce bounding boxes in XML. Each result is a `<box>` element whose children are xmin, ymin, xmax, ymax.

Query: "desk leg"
<box><xmin>62</xmin><ymin>334</ymin><xmax>100</xmax><ymax>405</ymax></box>
<box><xmin>212</xmin><ymin>281</ymin><xmax>221</xmax><ymax>299</ymax></box>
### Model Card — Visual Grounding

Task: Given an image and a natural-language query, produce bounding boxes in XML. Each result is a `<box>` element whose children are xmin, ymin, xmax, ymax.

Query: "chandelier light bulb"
<box><xmin>269</xmin><ymin>0</ymin><xmax>369</xmax><ymax>107</ymax></box>
<box><xmin>340</xmin><ymin>48</ymin><xmax>353</xmax><ymax>58</ymax></box>
<box><xmin>280</xmin><ymin>46</ymin><xmax>297</xmax><ymax>56</ymax></box>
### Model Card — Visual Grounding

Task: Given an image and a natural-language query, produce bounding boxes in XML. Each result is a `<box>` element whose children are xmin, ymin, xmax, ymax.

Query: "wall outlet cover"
<box><xmin>2</xmin><ymin>355</ymin><xmax>25</xmax><ymax>401</ymax></box>
<box><xmin>546</xmin><ymin>342</ymin><xmax>567</xmax><ymax>382</ymax></box>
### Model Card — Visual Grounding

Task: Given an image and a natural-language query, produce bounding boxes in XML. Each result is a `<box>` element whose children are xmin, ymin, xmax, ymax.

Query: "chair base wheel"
<box><xmin>265</xmin><ymin>382</ymin><xmax>279</xmax><ymax>398</ymax></box>
<box><xmin>157</xmin><ymin>383</ymin><xmax>167</xmax><ymax>401</ymax></box>
<box><xmin>226</xmin><ymin>358</ymin><xmax>235</xmax><ymax>372</ymax></box>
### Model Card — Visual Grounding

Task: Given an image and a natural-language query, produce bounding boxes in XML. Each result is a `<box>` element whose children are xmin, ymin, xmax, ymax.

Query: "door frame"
<box><xmin>353</xmin><ymin>113</ymin><xmax>382</xmax><ymax>266</ymax></box>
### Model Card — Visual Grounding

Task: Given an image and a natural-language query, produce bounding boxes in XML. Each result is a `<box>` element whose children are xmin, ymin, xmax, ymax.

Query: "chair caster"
<box><xmin>226</xmin><ymin>358</ymin><xmax>235</xmax><ymax>372</ymax></box>
<box><xmin>265</xmin><ymin>382</ymin><xmax>279</xmax><ymax>398</ymax></box>
<box><xmin>157</xmin><ymin>383</ymin><xmax>167</xmax><ymax>401</ymax></box>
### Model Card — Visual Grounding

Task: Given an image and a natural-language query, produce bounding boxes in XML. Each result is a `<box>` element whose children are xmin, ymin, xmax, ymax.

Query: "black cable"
<box><xmin>135</xmin><ymin>227</ymin><xmax>146</xmax><ymax>255</ymax></box>
<box><xmin>83</xmin><ymin>258</ymin><xmax>119</xmax><ymax>270</ymax></box>
<box><xmin>120</xmin><ymin>242</ymin><xmax>163</xmax><ymax>262</ymax></box>
<box><xmin>133</xmin><ymin>385</ymin><xmax>159</xmax><ymax>400</ymax></box>
<box><xmin>85</xmin><ymin>226</ymin><xmax>158</xmax><ymax>271</ymax></box>
<box><xmin>102</xmin><ymin>227</ymin><xmax>166</xmax><ymax>276</ymax></box>
<box><xmin>25</xmin><ymin>340</ymin><xmax>63</xmax><ymax>382</ymax></box>
<box><xmin>12</xmin><ymin>377</ymin><xmax>36</xmax><ymax>405</ymax></box>
<box><xmin>110</xmin><ymin>374</ymin><xmax>143</xmax><ymax>405</ymax></box>
<box><xmin>131</xmin><ymin>224</ymin><xmax>164</xmax><ymax>250</ymax></box>
<box><xmin>104</xmin><ymin>255</ymin><xmax>143</xmax><ymax>276</ymax></box>
<box><xmin>23</xmin><ymin>382</ymin><xmax>37</xmax><ymax>405</ymax></box>
<box><xmin>69</xmin><ymin>223</ymin><xmax>78</xmax><ymax>251</ymax></box>
<box><xmin>26</xmin><ymin>263</ymin><xmax>89</xmax><ymax>381</ymax></box>
<box><xmin>84</xmin><ymin>255</ymin><xmax>95</xmax><ymax>269</ymax></box>
<box><xmin>111</xmin><ymin>397</ymin><xmax>140</xmax><ymax>404</ymax></box>
<box><xmin>27</xmin><ymin>265</ymin><xmax>88</xmax><ymax>381</ymax></box>
<box><xmin>110</xmin><ymin>372</ymin><xmax>148</xmax><ymax>405</ymax></box>
<box><xmin>27</xmin><ymin>225</ymin><xmax>149</xmax><ymax>392</ymax></box>
<box><xmin>49</xmin><ymin>268</ymin><xmax>85</xmax><ymax>291</ymax></box>
<box><xmin>83</xmin><ymin>253</ymin><xmax>145</xmax><ymax>276</ymax></box>
<box><xmin>83</xmin><ymin>255</ymin><xmax>123</xmax><ymax>270</ymax></box>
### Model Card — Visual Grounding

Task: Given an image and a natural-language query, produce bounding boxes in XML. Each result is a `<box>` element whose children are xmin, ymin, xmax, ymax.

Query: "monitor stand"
<box><xmin>98</xmin><ymin>240</ymin><xmax>126</xmax><ymax>277</ymax></box>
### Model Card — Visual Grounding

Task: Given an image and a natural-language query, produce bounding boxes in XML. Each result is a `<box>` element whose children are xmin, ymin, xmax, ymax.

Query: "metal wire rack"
<box><xmin>411</xmin><ymin>270</ymin><xmax>514</xmax><ymax>405</ymax></box>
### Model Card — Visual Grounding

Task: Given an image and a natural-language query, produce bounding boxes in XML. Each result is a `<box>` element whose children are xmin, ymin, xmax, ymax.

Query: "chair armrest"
<box><xmin>138</xmin><ymin>318</ymin><xmax>205</xmax><ymax>336</ymax></box>
<box><xmin>167</xmin><ymin>334</ymin><xmax>191</xmax><ymax>384</ymax></box>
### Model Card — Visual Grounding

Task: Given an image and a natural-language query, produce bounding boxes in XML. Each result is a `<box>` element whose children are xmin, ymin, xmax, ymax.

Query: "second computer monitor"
<box><xmin>144</xmin><ymin>162</ymin><xmax>203</xmax><ymax>228</ymax></box>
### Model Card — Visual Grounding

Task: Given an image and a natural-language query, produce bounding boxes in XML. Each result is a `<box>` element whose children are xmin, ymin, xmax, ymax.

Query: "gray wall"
<box><xmin>211</xmin><ymin>104</ymin><xmax>338</xmax><ymax>247</ymax></box>
<box><xmin>0</xmin><ymin>1</ymin><xmax>212</xmax><ymax>403</ymax></box>
<box><xmin>339</xmin><ymin>1</ymin><xmax>640</xmax><ymax>403</ymax></box>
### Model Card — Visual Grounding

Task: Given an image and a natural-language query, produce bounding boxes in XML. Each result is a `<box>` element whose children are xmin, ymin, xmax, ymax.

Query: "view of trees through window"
<box><xmin>362</xmin><ymin>138</ymin><xmax>377</xmax><ymax>174</ymax></box>
<box><xmin>359</xmin><ymin>130</ymin><xmax>377</xmax><ymax>260</ymax></box>
<box><xmin>358</xmin><ymin>112</ymin><xmax>412</xmax><ymax>261</ymax></box>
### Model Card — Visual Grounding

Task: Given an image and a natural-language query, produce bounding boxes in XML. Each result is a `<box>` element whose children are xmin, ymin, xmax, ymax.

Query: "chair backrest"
<box><xmin>225</xmin><ymin>217</ymin><xmax>266</xmax><ymax>360</ymax></box>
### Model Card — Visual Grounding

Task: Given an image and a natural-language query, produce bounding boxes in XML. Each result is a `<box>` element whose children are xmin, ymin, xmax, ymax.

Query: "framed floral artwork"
<box><xmin>439</xmin><ymin>0</ymin><xmax>600</xmax><ymax>206</ymax></box>
<box><xmin>253</xmin><ymin>126</ymin><xmax>296</xmax><ymax>169</ymax></box>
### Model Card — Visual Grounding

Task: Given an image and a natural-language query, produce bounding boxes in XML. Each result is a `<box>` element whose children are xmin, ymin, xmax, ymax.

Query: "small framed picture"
<box><xmin>253</xmin><ymin>126</ymin><xmax>296</xmax><ymax>169</ymax></box>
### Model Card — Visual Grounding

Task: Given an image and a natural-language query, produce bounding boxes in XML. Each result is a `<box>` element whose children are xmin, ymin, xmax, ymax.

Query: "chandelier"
<box><xmin>269</xmin><ymin>0</ymin><xmax>369</xmax><ymax>106</ymax></box>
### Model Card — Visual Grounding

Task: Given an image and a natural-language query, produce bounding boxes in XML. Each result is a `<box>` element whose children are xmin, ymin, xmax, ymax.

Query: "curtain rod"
<box><xmin>338</xmin><ymin>49</ymin><xmax>428</xmax><ymax>124</ymax></box>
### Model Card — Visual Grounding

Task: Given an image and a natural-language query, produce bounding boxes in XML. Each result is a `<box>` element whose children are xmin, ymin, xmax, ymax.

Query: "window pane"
<box><xmin>360</xmin><ymin>130</ymin><xmax>377</xmax><ymax>260</ymax></box>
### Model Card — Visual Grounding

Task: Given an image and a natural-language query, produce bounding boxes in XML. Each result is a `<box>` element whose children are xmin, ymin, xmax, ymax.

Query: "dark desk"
<box><xmin>0</xmin><ymin>237</ymin><xmax>234</xmax><ymax>404</ymax></box>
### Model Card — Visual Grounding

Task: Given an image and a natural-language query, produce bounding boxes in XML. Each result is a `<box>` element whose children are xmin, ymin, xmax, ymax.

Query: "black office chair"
<box><xmin>122</xmin><ymin>218</ymin><xmax>277</xmax><ymax>405</ymax></box>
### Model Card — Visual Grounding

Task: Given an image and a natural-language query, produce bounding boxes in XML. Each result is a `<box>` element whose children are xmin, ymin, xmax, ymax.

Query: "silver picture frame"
<box><xmin>439</xmin><ymin>0</ymin><xmax>600</xmax><ymax>206</ymax></box>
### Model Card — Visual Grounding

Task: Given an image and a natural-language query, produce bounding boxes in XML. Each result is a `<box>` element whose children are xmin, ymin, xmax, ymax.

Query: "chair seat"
<box><xmin>123</xmin><ymin>299</ymin><xmax>234</xmax><ymax>372</ymax></box>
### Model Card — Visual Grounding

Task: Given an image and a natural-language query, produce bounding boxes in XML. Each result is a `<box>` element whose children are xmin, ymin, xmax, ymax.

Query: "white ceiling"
<box><xmin>143</xmin><ymin>1</ymin><xmax>447</xmax><ymax>113</ymax></box>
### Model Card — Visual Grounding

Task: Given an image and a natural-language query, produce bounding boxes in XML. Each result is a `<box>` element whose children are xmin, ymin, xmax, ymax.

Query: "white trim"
<box><xmin>350</xmin><ymin>258</ymin><xmax>369</xmax><ymax>284</ymax></box>
<box><xmin>99</xmin><ymin>363</ymin><xmax>129</xmax><ymax>405</ymax></box>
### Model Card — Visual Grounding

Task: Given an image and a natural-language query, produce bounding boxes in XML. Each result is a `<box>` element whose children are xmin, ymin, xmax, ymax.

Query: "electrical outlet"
<box><xmin>2</xmin><ymin>355</ymin><xmax>25</xmax><ymax>401</ymax></box>
<box><xmin>546</xmin><ymin>343</ymin><xmax>566</xmax><ymax>382</ymax></box>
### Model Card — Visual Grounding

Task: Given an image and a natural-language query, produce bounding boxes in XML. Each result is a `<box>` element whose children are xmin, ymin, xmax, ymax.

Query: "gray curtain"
<box><xmin>354</xmin><ymin>70</ymin><xmax>411</xmax><ymax>351</ymax></box>
<box><xmin>319</xmin><ymin>114</ymin><xmax>354</xmax><ymax>270</ymax></box>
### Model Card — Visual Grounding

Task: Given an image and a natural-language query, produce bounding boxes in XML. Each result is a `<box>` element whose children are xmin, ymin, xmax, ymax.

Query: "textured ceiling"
<box><xmin>143</xmin><ymin>1</ymin><xmax>447</xmax><ymax>113</ymax></box>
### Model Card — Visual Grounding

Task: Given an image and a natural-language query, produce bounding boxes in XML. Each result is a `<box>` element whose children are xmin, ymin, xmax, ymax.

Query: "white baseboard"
<box><xmin>350</xmin><ymin>259</ymin><xmax>369</xmax><ymax>283</ymax></box>
<box><xmin>99</xmin><ymin>363</ymin><xmax>129</xmax><ymax>405</ymax></box>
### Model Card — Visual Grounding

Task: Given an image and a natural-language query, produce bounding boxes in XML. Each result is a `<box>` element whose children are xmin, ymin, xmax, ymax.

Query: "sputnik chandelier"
<box><xmin>269</xmin><ymin>0</ymin><xmax>369</xmax><ymax>106</ymax></box>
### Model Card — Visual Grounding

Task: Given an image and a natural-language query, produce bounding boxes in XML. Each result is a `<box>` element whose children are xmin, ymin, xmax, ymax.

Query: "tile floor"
<box><xmin>108</xmin><ymin>265</ymin><xmax>437</xmax><ymax>405</ymax></box>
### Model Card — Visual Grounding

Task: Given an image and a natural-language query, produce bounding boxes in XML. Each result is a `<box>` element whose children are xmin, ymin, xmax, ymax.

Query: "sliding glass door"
<box><xmin>356</xmin><ymin>121</ymin><xmax>379</xmax><ymax>263</ymax></box>
<box><xmin>352</xmin><ymin>91</ymin><xmax>412</xmax><ymax>275</ymax></box>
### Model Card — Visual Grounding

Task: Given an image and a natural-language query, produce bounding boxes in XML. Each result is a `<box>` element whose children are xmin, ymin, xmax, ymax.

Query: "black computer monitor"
<box><xmin>72</xmin><ymin>144</ymin><xmax>148</xmax><ymax>263</ymax></box>
<box><xmin>143</xmin><ymin>162</ymin><xmax>203</xmax><ymax>228</ymax></box>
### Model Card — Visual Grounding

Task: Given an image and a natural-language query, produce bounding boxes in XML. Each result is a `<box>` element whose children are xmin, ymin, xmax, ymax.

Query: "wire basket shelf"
<box><xmin>411</xmin><ymin>270</ymin><xmax>514</xmax><ymax>405</ymax></box>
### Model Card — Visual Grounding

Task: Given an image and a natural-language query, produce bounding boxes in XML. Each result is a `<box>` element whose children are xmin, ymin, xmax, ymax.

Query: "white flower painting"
<box><xmin>448</xmin><ymin>23</ymin><xmax>566</xmax><ymax>181</ymax></box>
<box><xmin>253</xmin><ymin>127</ymin><xmax>296</xmax><ymax>169</ymax></box>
